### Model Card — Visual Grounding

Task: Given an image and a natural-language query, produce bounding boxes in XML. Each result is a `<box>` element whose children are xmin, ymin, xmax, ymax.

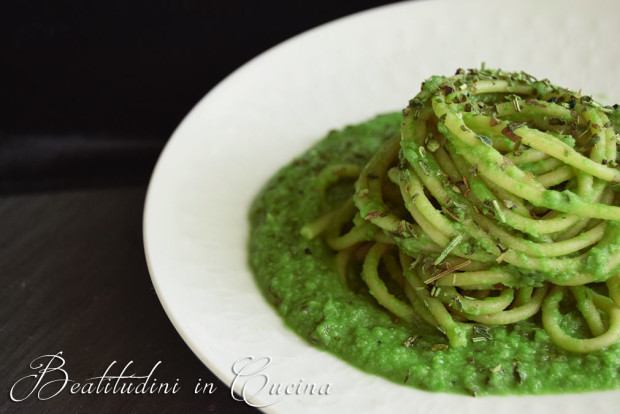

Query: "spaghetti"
<box><xmin>302</xmin><ymin>68</ymin><xmax>620</xmax><ymax>353</ymax></box>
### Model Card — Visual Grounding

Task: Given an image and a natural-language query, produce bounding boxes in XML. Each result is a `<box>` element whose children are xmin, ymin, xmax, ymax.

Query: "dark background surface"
<box><xmin>1</xmin><ymin>0</ymin><xmax>398</xmax><ymax>194</ymax></box>
<box><xmin>1</xmin><ymin>1</ymin><xmax>398</xmax><ymax>413</ymax></box>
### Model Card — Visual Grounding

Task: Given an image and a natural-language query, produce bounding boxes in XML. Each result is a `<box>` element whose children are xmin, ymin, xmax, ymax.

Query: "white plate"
<box><xmin>143</xmin><ymin>0</ymin><xmax>620</xmax><ymax>412</ymax></box>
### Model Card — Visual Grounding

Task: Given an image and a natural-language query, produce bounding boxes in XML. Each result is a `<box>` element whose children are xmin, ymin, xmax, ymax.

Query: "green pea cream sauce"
<box><xmin>248</xmin><ymin>113</ymin><xmax>620</xmax><ymax>396</ymax></box>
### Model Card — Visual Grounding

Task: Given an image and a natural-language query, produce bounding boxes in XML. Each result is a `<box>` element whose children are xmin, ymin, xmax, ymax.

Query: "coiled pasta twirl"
<box><xmin>302</xmin><ymin>68</ymin><xmax>620</xmax><ymax>353</ymax></box>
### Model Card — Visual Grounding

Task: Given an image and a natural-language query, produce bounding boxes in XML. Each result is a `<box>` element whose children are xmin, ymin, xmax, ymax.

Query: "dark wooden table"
<box><xmin>0</xmin><ymin>187</ymin><xmax>258</xmax><ymax>413</ymax></box>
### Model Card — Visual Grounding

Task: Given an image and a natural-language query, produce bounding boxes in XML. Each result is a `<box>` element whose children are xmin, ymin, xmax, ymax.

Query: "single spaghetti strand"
<box><xmin>362</xmin><ymin>243</ymin><xmax>418</xmax><ymax>322</ymax></box>
<box><xmin>543</xmin><ymin>286</ymin><xmax>620</xmax><ymax>353</ymax></box>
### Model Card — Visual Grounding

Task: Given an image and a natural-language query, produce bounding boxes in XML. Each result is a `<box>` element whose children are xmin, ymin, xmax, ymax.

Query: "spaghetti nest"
<box><xmin>302</xmin><ymin>68</ymin><xmax>620</xmax><ymax>353</ymax></box>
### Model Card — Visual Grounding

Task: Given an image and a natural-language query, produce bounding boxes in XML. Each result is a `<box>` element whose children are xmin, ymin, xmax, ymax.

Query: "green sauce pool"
<box><xmin>248</xmin><ymin>113</ymin><xmax>620</xmax><ymax>396</ymax></box>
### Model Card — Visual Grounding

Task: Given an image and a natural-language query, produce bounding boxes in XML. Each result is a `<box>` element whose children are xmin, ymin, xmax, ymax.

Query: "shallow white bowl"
<box><xmin>144</xmin><ymin>0</ymin><xmax>620</xmax><ymax>412</ymax></box>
